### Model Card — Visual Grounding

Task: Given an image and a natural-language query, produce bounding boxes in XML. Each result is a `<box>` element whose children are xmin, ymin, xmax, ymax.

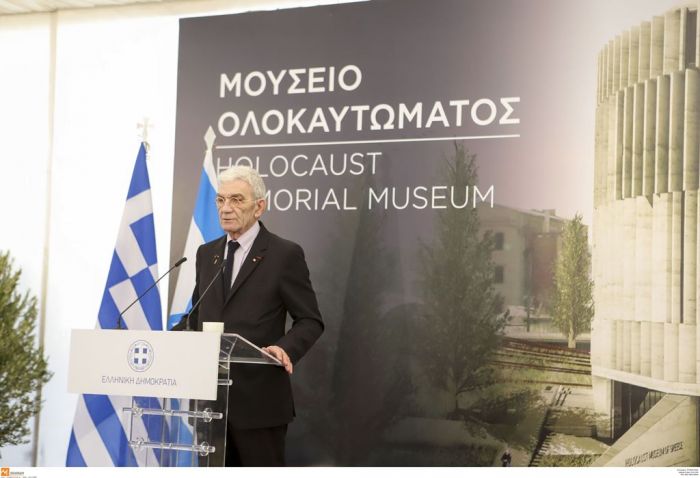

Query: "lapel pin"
<box><xmin>252</xmin><ymin>256</ymin><xmax>264</xmax><ymax>263</ymax></box>
<box><xmin>213</xmin><ymin>255</ymin><xmax>220</xmax><ymax>265</ymax></box>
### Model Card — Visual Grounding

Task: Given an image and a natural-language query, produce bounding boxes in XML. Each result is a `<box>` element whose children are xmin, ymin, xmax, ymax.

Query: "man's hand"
<box><xmin>262</xmin><ymin>345</ymin><xmax>293</xmax><ymax>374</ymax></box>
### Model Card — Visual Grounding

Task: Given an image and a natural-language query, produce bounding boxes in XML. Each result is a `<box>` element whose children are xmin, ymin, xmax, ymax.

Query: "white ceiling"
<box><xmin>0</xmin><ymin>0</ymin><xmax>181</xmax><ymax>15</ymax></box>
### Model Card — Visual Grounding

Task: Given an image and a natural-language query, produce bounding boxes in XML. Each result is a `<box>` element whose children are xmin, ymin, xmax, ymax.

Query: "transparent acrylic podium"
<box><xmin>123</xmin><ymin>333</ymin><xmax>281</xmax><ymax>467</ymax></box>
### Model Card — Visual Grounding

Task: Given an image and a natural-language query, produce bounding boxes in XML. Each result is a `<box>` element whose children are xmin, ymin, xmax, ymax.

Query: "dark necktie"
<box><xmin>223</xmin><ymin>240</ymin><xmax>240</xmax><ymax>290</ymax></box>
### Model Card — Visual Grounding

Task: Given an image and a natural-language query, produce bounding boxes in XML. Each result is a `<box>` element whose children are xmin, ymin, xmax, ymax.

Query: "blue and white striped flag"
<box><xmin>66</xmin><ymin>143</ymin><xmax>165</xmax><ymax>466</ymax></box>
<box><xmin>168</xmin><ymin>126</ymin><xmax>223</xmax><ymax>329</ymax></box>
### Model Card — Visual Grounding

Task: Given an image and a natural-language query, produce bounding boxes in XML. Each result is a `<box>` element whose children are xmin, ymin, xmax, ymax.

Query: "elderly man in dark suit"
<box><xmin>185</xmin><ymin>165</ymin><xmax>323</xmax><ymax>466</ymax></box>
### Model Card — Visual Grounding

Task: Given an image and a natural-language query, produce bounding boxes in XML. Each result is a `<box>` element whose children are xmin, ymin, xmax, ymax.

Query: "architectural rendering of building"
<box><xmin>592</xmin><ymin>3</ymin><xmax>700</xmax><ymax>466</ymax></box>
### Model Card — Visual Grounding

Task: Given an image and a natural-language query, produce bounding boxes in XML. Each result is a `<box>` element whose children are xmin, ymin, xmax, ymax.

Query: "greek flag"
<box><xmin>168</xmin><ymin>126</ymin><xmax>223</xmax><ymax>329</ymax></box>
<box><xmin>66</xmin><ymin>143</ymin><xmax>165</xmax><ymax>466</ymax></box>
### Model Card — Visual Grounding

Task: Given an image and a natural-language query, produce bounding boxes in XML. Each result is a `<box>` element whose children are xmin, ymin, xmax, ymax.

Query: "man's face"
<box><xmin>216</xmin><ymin>179</ymin><xmax>265</xmax><ymax>239</ymax></box>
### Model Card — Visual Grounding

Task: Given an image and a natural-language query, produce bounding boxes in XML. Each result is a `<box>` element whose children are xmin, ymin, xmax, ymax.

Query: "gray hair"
<box><xmin>218</xmin><ymin>165</ymin><xmax>266</xmax><ymax>200</ymax></box>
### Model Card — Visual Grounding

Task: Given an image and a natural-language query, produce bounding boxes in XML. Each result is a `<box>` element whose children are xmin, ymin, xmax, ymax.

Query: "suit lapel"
<box><xmin>224</xmin><ymin>224</ymin><xmax>270</xmax><ymax>306</ymax></box>
<box><xmin>205</xmin><ymin>236</ymin><xmax>227</xmax><ymax>304</ymax></box>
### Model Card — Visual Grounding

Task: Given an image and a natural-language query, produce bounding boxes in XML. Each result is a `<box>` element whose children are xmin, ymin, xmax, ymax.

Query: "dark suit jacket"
<box><xmin>186</xmin><ymin>222</ymin><xmax>323</xmax><ymax>429</ymax></box>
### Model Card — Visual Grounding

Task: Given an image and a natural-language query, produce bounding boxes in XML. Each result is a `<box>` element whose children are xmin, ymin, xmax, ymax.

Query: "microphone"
<box><xmin>181</xmin><ymin>261</ymin><xmax>226</xmax><ymax>331</ymax></box>
<box><xmin>116</xmin><ymin>257</ymin><xmax>187</xmax><ymax>330</ymax></box>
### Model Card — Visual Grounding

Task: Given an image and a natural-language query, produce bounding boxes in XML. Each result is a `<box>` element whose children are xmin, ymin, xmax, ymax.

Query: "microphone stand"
<box><xmin>181</xmin><ymin>262</ymin><xmax>226</xmax><ymax>331</ymax></box>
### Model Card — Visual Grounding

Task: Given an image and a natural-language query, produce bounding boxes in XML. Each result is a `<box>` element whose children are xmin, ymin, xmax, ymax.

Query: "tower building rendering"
<box><xmin>592</xmin><ymin>3</ymin><xmax>700</xmax><ymax>466</ymax></box>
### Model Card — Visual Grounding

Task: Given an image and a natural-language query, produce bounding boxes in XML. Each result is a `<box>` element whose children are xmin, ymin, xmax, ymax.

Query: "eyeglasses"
<box><xmin>215</xmin><ymin>195</ymin><xmax>252</xmax><ymax>208</ymax></box>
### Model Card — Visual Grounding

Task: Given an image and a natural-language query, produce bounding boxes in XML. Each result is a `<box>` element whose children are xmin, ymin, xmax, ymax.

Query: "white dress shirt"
<box><xmin>224</xmin><ymin>221</ymin><xmax>261</xmax><ymax>288</ymax></box>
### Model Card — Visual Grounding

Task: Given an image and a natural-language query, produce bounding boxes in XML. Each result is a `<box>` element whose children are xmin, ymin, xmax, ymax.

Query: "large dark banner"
<box><xmin>171</xmin><ymin>0</ymin><xmax>606</xmax><ymax>466</ymax></box>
